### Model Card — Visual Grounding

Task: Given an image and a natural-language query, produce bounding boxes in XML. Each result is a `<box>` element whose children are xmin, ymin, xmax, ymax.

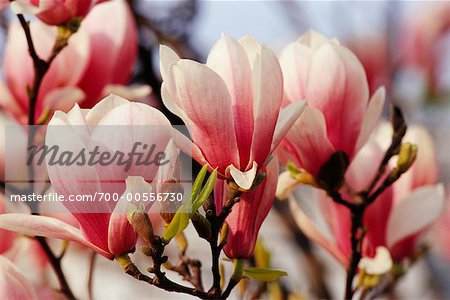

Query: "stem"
<box><xmin>344</xmin><ymin>207</ymin><xmax>364</xmax><ymax>300</ymax></box>
<box><xmin>35</xmin><ymin>237</ymin><xmax>76</xmax><ymax>300</ymax></box>
<box><xmin>206</xmin><ymin>182</ymin><xmax>241</xmax><ymax>297</ymax></box>
<box><xmin>117</xmin><ymin>255</ymin><xmax>209</xmax><ymax>299</ymax></box>
<box><xmin>16</xmin><ymin>13</ymin><xmax>78</xmax><ymax>299</ymax></box>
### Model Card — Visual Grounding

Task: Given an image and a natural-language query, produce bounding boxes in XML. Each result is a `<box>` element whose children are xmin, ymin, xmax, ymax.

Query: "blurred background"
<box><xmin>1</xmin><ymin>1</ymin><xmax>450</xmax><ymax>299</ymax></box>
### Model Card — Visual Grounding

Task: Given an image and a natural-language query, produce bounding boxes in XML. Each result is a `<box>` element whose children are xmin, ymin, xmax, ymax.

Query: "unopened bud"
<box><xmin>219</xmin><ymin>223</ymin><xmax>229</xmax><ymax>247</ymax></box>
<box><xmin>231</xmin><ymin>259</ymin><xmax>245</xmax><ymax>281</ymax></box>
<box><xmin>127</xmin><ymin>205</ymin><xmax>154</xmax><ymax>245</ymax></box>
<box><xmin>397</xmin><ymin>143</ymin><xmax>418</xmax><ymax>173</ymax></box>
<box><xmin>160</xmin><ymin>179</ymin><xmax>184</xmax><ymax>224</ymax></box>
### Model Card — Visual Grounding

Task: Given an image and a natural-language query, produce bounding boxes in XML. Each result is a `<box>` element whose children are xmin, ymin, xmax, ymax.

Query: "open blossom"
<box><xmin>289</xmin><ymin>123</ymin><xmax>444</xmax><ymax>267</ymax></box>
<box><xmin>0</xmin><ymin>95</ymin><xmax>174</xmax><ymax>258</ymax></box>
<box><xmin>0</xmin><ymin>256</ymin><xmax>37</xmax><ymax>300</ymax></box>
<box><xmin>215</xmin><ymin>158</ymin><xmax>278</xmax><ymax>258</ymax></box>
<box><xmin>11</xmin><ymin>0</ymin><xmax>108</xmax><ymax>26</ymax></box>
<box><xmin>0</xmin><ymin>0</ymin><xmax>137</xmax><ymax>124</ymax></box>
<box><xmin>277</xmin><ymin>30</ymin><xmax>385</xmax><ymax>178</ymax></box>
<box><xmin>160</xmin><ymin>35</ymin><xmax>305</xmax><ymax>190</ymax></box>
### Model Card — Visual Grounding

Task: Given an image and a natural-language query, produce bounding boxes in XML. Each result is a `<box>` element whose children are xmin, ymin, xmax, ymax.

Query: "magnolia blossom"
<box><xmin>11</xmin><ymin>0</ymin><xmax>108</xmax><ymax>26</ymax></box>
<box><xmin>0</xmin><ymin>0</ymin><xmax>137</xmax><ymax>124</ymax></box>
<box><xmin>0</xmin><ymin>95</ymin><xmax>174</xmax><ymax>258</ymax></box>
<box><xmin>0</xmin><ymin>256</ymin><xmax>37</xmax><ymax>300</ymax></box>
<box><xmin>400</xmin><ymin>3</ymin><xmax>450</xmax><ymax>90</ymax></box>
<box><xmin>288</xmin><ymin>123</ymin><xmax>444</xmax><ymax>267</ymax></box>
<box><xmin>277</xmin><ymin>30</ymin><xmax>385</xmax><ymax>178</ymax></box>
<box><xmin>215</xmin><ymin>158</ymin><xmax>278</xmax><ymax>258</ymax></box>
<box><xmin>160</xmin><ymin>35</ymin><xmax>305</xmax><ymax>190</ymax></box>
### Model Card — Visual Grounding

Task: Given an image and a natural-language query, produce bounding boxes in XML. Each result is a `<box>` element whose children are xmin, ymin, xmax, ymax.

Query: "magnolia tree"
<box><xmin>0</xmin><ymin>1</ymin><xmax>448</xmax><ymax>300</ymax></box>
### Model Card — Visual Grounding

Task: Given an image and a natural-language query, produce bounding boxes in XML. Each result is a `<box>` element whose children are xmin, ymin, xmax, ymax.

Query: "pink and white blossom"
<box><xmin>160</xmin><ymin>35</ymin><xmax>305</xmax><ymax>190</ymax></box>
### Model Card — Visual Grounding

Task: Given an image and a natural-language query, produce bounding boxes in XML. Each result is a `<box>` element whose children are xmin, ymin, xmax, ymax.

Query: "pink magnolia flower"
<box><xmin>11</xmin><ymin>0</ymin><xmax>108</xmax><ymax>26</ymax></box>
<box><xmin>400</xmin><ymin>3</ymin><xmax>450</xmax><ymax>90</ymax></box>
<box><xmin>277</xmin><ymin>30</ymin><xmax>385</xmax><ymax>177</ymax></box>
<box><xmin>289</xmin><ymin>123</ymin><xmax>444</xmax><ymax>266</ymax></box>
<box><xmin>160</xmin><ymin>35</ymin><xmax>305</xmax><ymax>190</ymax></box>
<box><xmin>0</xmin><ymin>256</ymin><xmax>37</xmax><ymax>300</ymax></box>
<box><xmin>0</xmin><ymin>0</ymin><xmax>138</xmax><ymax>124</ymax></box>
<box><xmin>0</xmin><ymin>95</ymin><xmax>174</xmax><ymax>258</ymax></box>
<box><xmin>214</xmin><ymin>158</ymin><xmax>278</xmax><ymax>258</ymax></box>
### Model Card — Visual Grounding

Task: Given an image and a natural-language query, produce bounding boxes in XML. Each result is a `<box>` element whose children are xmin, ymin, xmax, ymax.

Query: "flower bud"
<box><xmin>160</xmin><ymin>179</ymin><xmax>184</xmax><ymax>224</ymax></box>
<box><xmin>127</xmin><ymin>205</ymin><xmax>155</xmax><ymax>245</ymax></box>
<box><xmin>397</xmin><ymin>143</ymin><xmax>418</xmax><ymax>174</ymax></box>
<box><xmin>191</xmin><ymin>212</ymin><xmax>212</xmax><ymax>241</ymax></box>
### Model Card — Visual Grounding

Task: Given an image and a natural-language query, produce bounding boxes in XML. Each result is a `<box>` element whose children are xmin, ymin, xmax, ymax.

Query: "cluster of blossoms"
<box><xmin>0</xmin><ymin>1</ymin><xmax>447</xmax><ymax>299</ymax></box>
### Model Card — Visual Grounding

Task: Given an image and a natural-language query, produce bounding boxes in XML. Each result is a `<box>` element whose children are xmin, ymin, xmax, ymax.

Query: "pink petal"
<box><xmin>355</xmin><ymin>87</ymin><xmax>386</xmax><ymax>152</ymax></box>
<box><xmin>346</xmin><ymin>142</ymin><xmax>393</xmax><ymax>256</ymax></box>
<box><xmin>160</xmin><ymin>45</ymin><xmax>181</xmax><ymax>81</ymax></box>
<box><xmin>288</xmin><ymin>196</ymin><xmax>348</xmax><ymax>266</ymax></box>
<box><xmin>165</xmin><ymin>60</ymin><xmax>238</xmax><ymax>174</ymax></box>
<box><xmin>283</xmin><ymin>107</ymin><xmax>335</xmax><ymax>177</ymax></box>
<box><xmin>0</xmin><ymin>214</ymin><xmax>113</xmax><ymax>258</ymax></box>
<box><xmin>305</xmin><ymin>42</ymin><xmax>369</xmax><ymax>158</ymax></box>
<box><xmin>42</xmin><ymin>87</ymin><xmax>85</xmax><ymax>113</ymax></box>
<box><xmin>0</xmin><ymin>82</ymin><xmax>26</xmax><ymax>124</ymax></box>
<box><xmin>240</xmin><ymin>36</ymin><xmax>284</xmax><ymax>169</ymax></box>
<box><xmin>270</xmin><ymin>100</ymin><xmax>306</xmax><ymax>154</ymax></box>
<box><xmin>84</xmin><ymin>94</ymin><xmax>129</xmax><ymax>125</ymax></box>
<box><xmin>207</xmin><ymin>35</ymin><xmax>254</xmax><ymax>167</ymax></box>
<box><xmin>221</xmin><ymin>158</ymin><xmax>279</xmax><ymax>258</ymax></box>
<box><xmin>108</xmin><ymin>176</ymin><xmax>152</xmax><ymax>255</ymax></box>
<box><xmin>387</xmin><ymin>184</ymin><xmax>445</xmax><ymax>257</ymax></box>
<box><xmin>279</xmin><ymin>42</ymin><xmax>311</xmax><ymax>102</ymax></box>
<box><xmin>172</xmin><ymin>128</ymin><xmax>210</xmax><ymax>171</ymax></box>
<box><xmin>78</xmin><ymin>0</ymin><xmax>138</xmax><ymax>106</ymax></box>
<box><xmin>0</xmin><ymin>256</ymin><xmax>38</xmax><ymax>300</ymax></box>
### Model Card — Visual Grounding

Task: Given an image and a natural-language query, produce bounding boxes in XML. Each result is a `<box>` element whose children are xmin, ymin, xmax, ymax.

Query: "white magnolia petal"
<box><xmin>271</xmin><ymin>100</ymin><xmax>306</xmax><ymax>153</ymax></box>
<box><xmin>275</xmin><ymin>171</ymin><xmax>300</xmax><ymax>200</ymax></box>
<box><xmin>355</xmin><ymin>87</ymin><xmax>386</xmax><ymax>151</ymax></box>
<box><xmin>288</xmin><ymin>196</ymin><xmax>348</xmax><ymax>266</ymax></box>
<box><xmin>359</xmin><ymin>246</ymin><xmax>393</xmax><ymax>275</ymax></box>
<box><xmin>229</xmin><ymin>161</ymin><xmax>258</xmax><ymax>190</ymax></box>
<box><xmin>387</xmin><ymin>184</ymin><xmax>445</xmax><ymax>248</ymax></box>
<box><xmin>0</xmin><ymin>214</ymin><xmax>113</xmax><ymax>259</ymax></box>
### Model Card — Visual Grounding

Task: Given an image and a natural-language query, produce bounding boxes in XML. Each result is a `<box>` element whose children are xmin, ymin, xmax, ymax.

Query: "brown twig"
<box><xmin>206</xmin><ymin>183</ymin><xmax>242</xmax><ymax>297</ymax></box>
<box><xmin>118</xmin><ymin>254</ymin><xmax>209</xmax><ymax>299</ymax></box>
<box><xmin>35</xmin><ymin>237</ymin><xmax>76</xmax><ymax>300</ymax></box>
<box><xmin>166</xmin><ymin>251</ymin><xmax>204</xmax><ymax>291</ymax></box>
